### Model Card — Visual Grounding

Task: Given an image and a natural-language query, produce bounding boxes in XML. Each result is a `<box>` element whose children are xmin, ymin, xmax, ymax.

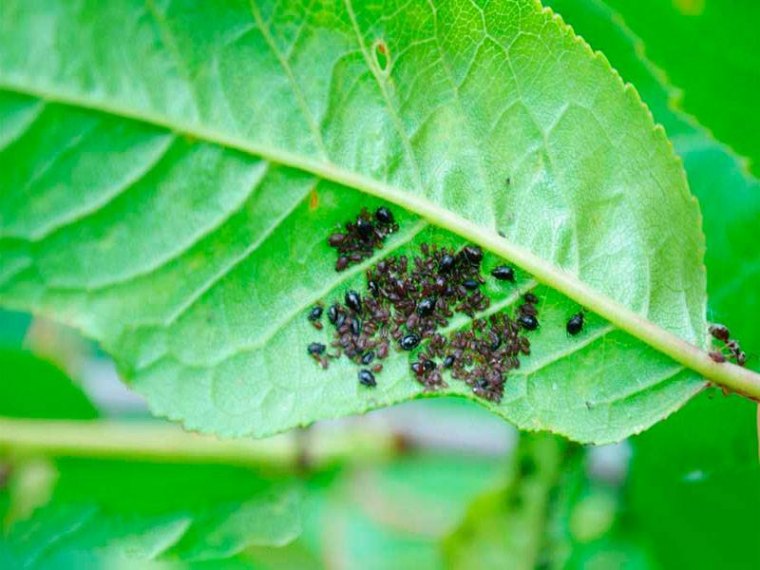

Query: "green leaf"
<box><xmin>3</xmin><ymin>0</ymin><xmax>752</xmax><ymax>444</ymax></box>
<box><xmin>544</xmin><ymin>0</ymin><xmax>760</xmax><ymax>371</ymax></box>
<box><xmin>1</xmin><ymin>459</ymin><xmax>301</xmax><ymax>568</ymax></box>
<box><xmin>264</xmin><ymin>450</ymin><xmax>508</xmax><ymax>570</ymax></box>
<box><xmin>443</xmin><ymin>433</ymin><xmax>573</xmax><ymax>569</ymax></box>
<box><xmin>627</xmin><ymin>392</ymin><xmax>760</xmax><ymax>569</ymax></box>
<box><xmin>0</xmin><ymin>348</ymin><xmax>98</xmax><ymax>420</ymax></box>
<box><xmin>604</xmin><ymin>0</ymin><xmax>760</xmax><ymax>177</ymax></box>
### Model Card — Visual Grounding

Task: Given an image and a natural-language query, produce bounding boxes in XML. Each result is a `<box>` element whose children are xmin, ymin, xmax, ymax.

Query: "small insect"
<box><xmin>417</xmin><ymin>297</ymin><xmax>436</xmax><ymax>317</ymax></box>
<box><xmin>737</xmin><ymin>351</ymin><xmax>747</xmax><ymax>366</ymax></box>
<box><xmin>328</xmin><ymin>233</ymin><xmax>345</xmax><ymax>246</ymax></box>
<box><xmin>372</xmin><ymin>363</ymin><xmax>383</xmax><ymax>373</ymax></box>
<box><xmin>423</xmin><ymin>359</ymin><xmax>436</xmax><ymax>372</ymax></box>
<box><xmin>709</xmin><ymin>350</ymin><xmax>726</xmax><ymax>363</ymax></box>
<box><xmin>439</xmin><ymin>254</ymin><xmax>455</xmax><ymax>273</ymax></box>
<box><xmin>411</xmin><ymin>361</ymin><xmax>424</xmax><ymax>375</ymax></box>
<box><xmin>351</xmin><ymin>317</ymin><xmax>362</xmax><ymax>336</ymax></box>
<box><xmin>356</xmin><ymin>217</ymin><xmax>374</xmax><ymax>239</ymax></box>
<box><xmin>491</xmin><ymin>265</ymin><xmax>515</xmax><ymax>282</ymax></box>
<box><xmin>308</xmin><ymin>306</ymin><xmax>323</xmax><ymax>321</ymax></box>
<box><xmin>462</xmin><ymin>279</ymin><xmax>480</xmax><ymax>290</ymax></box>
<box><xmin>327</xmin><ymin>304</ymin><xmax>340</xmax><ymax>324</ymax></box>
<box><xmin>368</xmin><ymin>279</ymin><xmax>380</xmax><ymax>297</ymax></box>
<box><xmin>566</xmin><ymin>312</ymin><xmax>584</xmax><ymax>336</ymax></box>
<box><xmin>442</xmin><ymin>354</ymin><xmax>456</xmax><ymax>368</ymax></box>
<box><xmin>375</xmin><ymin>207</ymin><xmax>394</xmax><ymax>225</ymax></box>
<box><xmin>523</xmin><ymin>292</ymin><xmax>539</xmax><ymax>304</ymax></box>
<box><xmin>345</xmin><ymin>290</ymin><xmax>362</xmax><ymax>313</ymax></box>
<box><xmin>358</xmin><ymin>369</ymin><xmax>377</xmax><ymax>387</ymax></box>
<box><xmin>709</xmin><ymin>324</ymin><xmax>730</xmax><ymax>342</ymax></box>
<box><xmin>518</xmin><ymin>314</ymin><xmax>539</xmax><ymax>331</ymax></box>
<box><xmin>336</xmin><ymin>256</ymin><xmax>349</xmax><ymax>271</ymax></box>
<box><xmin>307</xmin><ymin>342</ymin><xmax>326</xmax><ymax>355</ymax></box>
<box><xmin>361</xmin><ymin>351</ymin><xmax>375</xmax><ymax>365</ymax></box>
<box><xmin>400</xmin><ymin>333</ymin><xmax>421</xmax><ymax>350</ymax></box>
<box><xmin>462</xmin><ymin>245</ymin><xmax>483</xmax><ymax>265</ymax></box>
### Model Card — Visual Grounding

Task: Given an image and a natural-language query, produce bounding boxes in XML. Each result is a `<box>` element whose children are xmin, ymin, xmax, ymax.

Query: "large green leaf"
<box><xmin>1</xmin><ymin>459</ymin><xmax>300</xmax><ymax>569</ymax></box>
<box><xmin>2</xmin><ymin>0</ymin><xmax>752</xmax><ymax>444</ymax></box>
<box><xmin>545</xmin><ymin>0</ymin><xmax>760</xmax><ymax>372</ymax></box>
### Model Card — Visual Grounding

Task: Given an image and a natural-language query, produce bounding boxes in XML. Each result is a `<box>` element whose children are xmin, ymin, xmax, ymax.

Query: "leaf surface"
<box><xmin>0</xmin><ymin>0</ymin><xmax>716</xmax><ymax>443</ymax></box>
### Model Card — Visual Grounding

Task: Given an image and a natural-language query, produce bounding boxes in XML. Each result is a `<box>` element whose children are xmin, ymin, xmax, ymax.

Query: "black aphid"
<box><xmin>417</xmin><ymin>297</ymin><xmax>436</xmax><ymax>317</ymax></box>
<box><xmin>368</xmin><ymin>279</ymin><xmax>380</xmax><ymax>297</ymax></box>
<box><xmin>709</xmin><ymin>350</ymin><xmax>726</xmax><ymax>363</ymax></box>
<box><xmin>518</xmin><ymin>314</ymin><xmax>539</xmax><ymax>331</ymax></box>
<box><xmin>566</xmin><ymin>312</ymin><xmax>584</xmax><ymax>336</ymax></box>
<box><xmin>439</xmin><ymin>254</ymin><xmax>455</xmax><ymax>273</ymax></box>
<box><xmin>358</xmin><ymin>369</ymin><xmax>377</xmax><ymax>387</ymax></box>
<box><xmin>345</xmin><ymin>290</ymin><xmax>362</xmax><ymax>313</ymax></box>
<box><xmin>523</xmin><ymin>292</ymin><xmax>539</xmax><ymax>304</ymax></box>
<box><xmin>327</xmin><ymin>304</ymin><xmax>340</xmax><ymax>324</ymax></box>
<box><xmin>462</xmin><ymin>278</ymin><xmax>480</xmax><ymax>290</ymax></box>
<box><xmin>491</xmin><ymin>265</ymin><xmax>515</xmax><ymax>282</ymax></box>
<box><xmin>400</xmin><ymin>333</ymin><xmax>421</xmax><ymax>350</ymax></box>
<box><xmin>308</xmin><ymin>306</ymin><xmax>323</xmax><ymax>321</ymax></box>
<box><xmin>442</xmin><ymin>354</ymin><xmax>456</xmax><ymax>369</ymax></box>
<box><xmin>361</xmin><ymin>351</ymin><xmax>375</xmax><ymax>365</ymax></box>
<box><xmin>462</xmin><ymin>245</ymin><xmax>483</xmax><ymax>265</ymax></box>
<box><xmin>375</xmin><ymin>207</ymin><xmax>394</xmax><ymax>225</ymax></box>
<box><xmin>709</xmin><ymin>324</ymin><xmax>730</xmax><ymax>342</ymax></box>
<box><xmin>307</xmin><ymin>342</ymin><xmax>326</xmax><ymax>355</ymax></box>
<box><xmin>356</xmin><ymin>217</ymin><xmax>374</xmax><ymax>239</ymax></box>
<box><xmin>351</xmin><ymin>317</ymin><xmax>362</xmax><ymax>336</ymax></box>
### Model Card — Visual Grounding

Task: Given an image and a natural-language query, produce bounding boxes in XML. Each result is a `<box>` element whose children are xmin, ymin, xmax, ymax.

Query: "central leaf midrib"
<box><xmin>2</xmin><ymin>80</ymin><xmax>758</xmax><ymax>398</ymax></box>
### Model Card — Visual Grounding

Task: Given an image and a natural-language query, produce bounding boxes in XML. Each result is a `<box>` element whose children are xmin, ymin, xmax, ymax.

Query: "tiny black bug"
<box><xmin>417</xmin><ymin>297</ymin><xmax>436</xmax><ymax>316</ymax></box>
<box><xmin>308</xmin><ymin>306</ymin><xmax>323</xmax><ymax>321</ymax></box>
<box><xmin>523</xmin><ymin>292</ymin><xmax>539</xmax><ymax>304</ymax></box>
<box><xmin>439</xmin><ymin>254</ymin><xmax>455</xmax><ymax>273</ymax></box>
<box><xmin>709</xmin><ymin>324</ymin><xmax>730</xmax><ymax>342</ymax></box>
<box><xmin>423</xmin><ymin>359</ymin><xmax>436</xmax><ymax>372</ymax></box>
<box><xmin>358</xmin><ymin>369</ymin><xmax>377</xmax><ymax>387</ymax></box>
<box><xmin>328</xmin><ymin>233</ymin><xmax>345</xmax><ymax>246</ymax></box>
<box><xmin>442</xmin><ymin>354</ymin><xmax>456</xmax><ymax>369</ymax></box>
<box><xmin>709</xmin><ymin>350</ymin><xmax>726</xmax><ymax>363</ymax></box>
<box><xmin>368</xmin><ymin>279</ymin><xmax>380</xmax><ymax>297</ymax></box>
<box><xmin>307</xmin><ymin>342</ymin><xmax>326</xmax><ymax>355</ymax></box>
<box><xmin>345</xmin><ymin>290</ymin><xmax>362</xmax><ymax>313</ymax></box>
<box><xmin>462</xmin><ymin>245</ymin><xmax>483</xmax><ymax>265</ymax></box>
<box><xmin>462</xmin><ymin>279</ymin><xmax>480</xmax><ymax>290</ymax></box>
<box><xmin>491</xmin><ymin>265</ymin><xmax>515</xmax><ymax>282</ymax></box>
<box><xmin>566</xmin><ymin>312</ymin><xmax>584</xmax><ymax>336</ymax></box>
<box><xmin>351</xmin><ymin>317</ymin><xmax>362</xmax><ymax>336</ymax></box>
<box><xmin>361</xmin><ymin>351</ymin><xmax>375</xmax><ymax>365</ymax></box>
<box><xmin>327</xmin><ymin>304</ymin><xmax>340</xmax><ymax>324</ymax></box>
<box><xmin>356</xmin><ymin>217</ymin><xmax>374</xmax><ymax>239</ymax></box>
<box><xmin>518</xmin><ymin>314</ymin><xmax>539</xmax><ymax>331</ymax></box>
<box><xmin>411</xmin><ymin>362</ymin><xmax>424</xmax><ymax>375</ymax></box>
<box><xmin>400</xmin><ymin>333</ymin><xmax>421</xmax><ymax>350</ymax></box>
<box><xmin>375</xmin><ymin>207</ymin><xmax>394</xmax><ymax>225</ymax></box>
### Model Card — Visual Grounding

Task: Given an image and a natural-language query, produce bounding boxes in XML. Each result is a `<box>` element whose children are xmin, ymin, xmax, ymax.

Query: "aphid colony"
<box><xmin>306</xmin><ymin>207</ymin><xmax>553</xmax><ymax>403</ymax></box>
<box><xmin>708</xmin><ymin>324</ymin><xmax>746</xmax><ymax>366</ymax></box>
<box><xmin>327</xmin><ymin>207</ymin><xmax>399</xmax><ymax>271</ymax></box>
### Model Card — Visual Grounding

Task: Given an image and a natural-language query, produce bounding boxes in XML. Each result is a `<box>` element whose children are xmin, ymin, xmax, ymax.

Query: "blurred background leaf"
<box><xmin>605</xmin><ymin>0</ymin><xmax>760</xmax><ymax>176</ymax></box>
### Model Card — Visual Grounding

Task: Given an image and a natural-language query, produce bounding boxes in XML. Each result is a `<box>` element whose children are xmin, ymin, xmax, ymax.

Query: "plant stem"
<box><xmin>0</xmin><ymin>417</ymin><xmax>399</xmax><ymax>470</ymax></box>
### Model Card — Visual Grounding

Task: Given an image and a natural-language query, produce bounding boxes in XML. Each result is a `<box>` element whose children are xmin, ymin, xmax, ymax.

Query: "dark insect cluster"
<box><xmin>306</xmin><ymin>207</ymin><xmax>547</xmax><ymax>403</ymax></box>
<box><xmin>327</xmin><ymin>207</ymin><xmax>399</xmax><ymax>271</ymax></box>
<box><xmin>709</xmin><ymin>324</ymin><xmax>746</xmax><ymax>366</ymax></box>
